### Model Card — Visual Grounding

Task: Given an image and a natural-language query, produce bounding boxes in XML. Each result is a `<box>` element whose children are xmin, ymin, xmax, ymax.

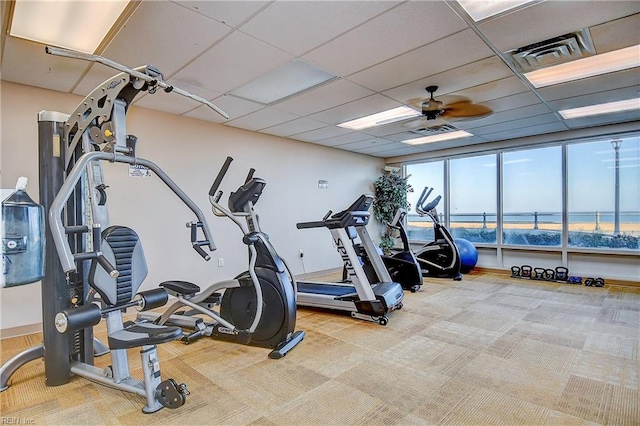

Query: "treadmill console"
<box><xmin>297</xmin><ymin>194</ymin><xmax>374</xmax><ymax>230</ymax></box>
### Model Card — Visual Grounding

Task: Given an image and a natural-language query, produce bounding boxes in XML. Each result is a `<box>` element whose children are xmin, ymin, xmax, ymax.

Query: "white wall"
<box><xmin>0</xmin><ymin>81</ymin><xmax>384</xmax><ymax>334</ymax></box>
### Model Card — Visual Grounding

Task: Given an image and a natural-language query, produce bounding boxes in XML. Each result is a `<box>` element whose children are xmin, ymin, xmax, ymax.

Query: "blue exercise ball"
<box><xmin>455</xmin><ymin>238</ymin><xmax>478</xmax><ymax>273</ymax></box>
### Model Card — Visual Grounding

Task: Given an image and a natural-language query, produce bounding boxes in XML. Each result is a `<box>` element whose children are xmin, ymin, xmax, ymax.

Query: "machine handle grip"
<box><xmin>296</xmin><ymin>220</ymin><xmax>327</xmax><ymax>230</ymax></box>
<box><xmin>245</xmin><ymin>168</ymin><xmax>255</xmax><ymax>184</ymax></box>
<box><xmin>422</xmin><ymin>195</ymin><xmax>441</xmax><ymax>212</ymax></box>
<box><xmin>192</xmin><ymin>243</ymin><xmax>211</xmax><ymax>261</ymax></box>
<box><xmin>209</xmin><ymin>156</ymin><xmax>233</xmax><ymax>196</ymax></box>
<box><xmin>96</xmin><ymin>254</ymin><xmax>120</xmax><ymax>278</ymax></box>
<box><xmin>416</xmin><ymin>187</ymin><xmax>432</xmax><ymax>209</ymax></box>
<box><xmin>45</xmin><ymin>46</ymin><xmax>229</xmax><ymax>119</ymax></box>
<box><xmin>322</xmin><ymin>210</ymin><xmax>333</xmax><ymax>221</ymax></box>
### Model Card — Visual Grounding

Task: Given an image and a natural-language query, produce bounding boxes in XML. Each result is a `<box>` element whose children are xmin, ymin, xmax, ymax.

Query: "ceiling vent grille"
<box><xmin>411</xmin><ymin>123</ymin><xmax>459</xmax><ymax>136</ymax></box>
<box><xmin>506</xmin><ymin>28</ymin><xmax>595</xmax><ymax>72</ymax></box>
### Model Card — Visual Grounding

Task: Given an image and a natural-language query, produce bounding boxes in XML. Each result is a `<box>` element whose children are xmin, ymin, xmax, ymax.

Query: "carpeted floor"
<box><xmin>1</xmin><ymin>271</ymin><xmax>638</xmax><ymax>425</ymax></box>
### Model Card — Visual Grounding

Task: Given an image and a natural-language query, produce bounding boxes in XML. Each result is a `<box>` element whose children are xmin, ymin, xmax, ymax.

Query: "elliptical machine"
<box><xmin>139</xmin><ymin>157</ymin><xmax>305</xmax><ymax>359</ymax></box>
<box><xmin>413</xmin><ymin>187</ymin><xmax>462</xmax><ymax>281</ymax></box>
<box><xmin>344</xmin><ymin>208</ymin><xmax>422</xmax><ymax>292</ymax></box>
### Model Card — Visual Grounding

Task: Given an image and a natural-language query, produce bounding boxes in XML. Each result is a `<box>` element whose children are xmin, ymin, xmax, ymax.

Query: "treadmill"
<box><xmin>296</xmin><ymin>194</ymin><xmax>405</xmax><ymax>325</ymax></box>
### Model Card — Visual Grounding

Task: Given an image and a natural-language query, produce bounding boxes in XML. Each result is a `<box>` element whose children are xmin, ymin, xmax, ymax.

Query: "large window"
<box><xmin>449</xmin><ymin>154</ymin><xmax>497</xmax><ymax>243</ymax></box>
<box><xmin>405</xmin><ymin>161</ymin><xmax>444</xmax><ymax>242</ymax></box>
<box><xmin>403</xmin><ymin>134</ymin><xmax>639</xmax><ymax>252</ymax></box>
<box><xmin>502</xmin><ymin>146</ymin><xmax>563</xmax><ymax>246</ymax></box>
<box><xmin>568</xmin><ymin>136</ymin><xmax>640</xmax><ymax>249</ymax></box>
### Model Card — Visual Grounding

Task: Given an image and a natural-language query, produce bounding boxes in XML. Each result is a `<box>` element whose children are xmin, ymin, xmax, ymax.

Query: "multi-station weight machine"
<box><xmin>0</xmin><ymin>46</ymin><xmax>228</xmax><ymax>412</ymax></box>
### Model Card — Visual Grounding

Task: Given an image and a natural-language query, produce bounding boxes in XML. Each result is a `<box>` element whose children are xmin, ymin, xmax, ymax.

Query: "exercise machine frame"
<box><xmin>139</xmin><ymin>157</ymin><xmax>305</xmax><ymax>358</ymax></box>
<box><xmin>296</xmin><ymin>195</ymin><xmax>404</xmax><ymax>326</ymax></box>
<box><xmin>0</xmin><ymin>46</ymin><xmax>226</xmax><ymax>412</ymax></box>
<box><xmin>414</xmin><ymin>187</ymin><xmax>462</xmax><ymax>281</ymax></box>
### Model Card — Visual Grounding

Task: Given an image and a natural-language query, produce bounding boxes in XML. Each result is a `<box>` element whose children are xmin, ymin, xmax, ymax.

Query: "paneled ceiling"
<box><xmin>2</xmin><ymin>1</ymin><xmax>639</xmax><ymax>159</ymax></box>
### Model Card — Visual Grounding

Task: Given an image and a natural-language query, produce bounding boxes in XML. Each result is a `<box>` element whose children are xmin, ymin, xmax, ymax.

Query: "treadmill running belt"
<box><xmin>298</xmin><ymin>282</ymin><xmax>358</xmax><ymax>297</ymax></box>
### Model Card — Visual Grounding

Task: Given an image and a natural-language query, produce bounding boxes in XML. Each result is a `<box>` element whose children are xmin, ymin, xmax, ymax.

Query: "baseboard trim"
<box><xmin>0</xmin><ymin>323</ymin><xmax>42</xmax><ymax>339</ymax></box>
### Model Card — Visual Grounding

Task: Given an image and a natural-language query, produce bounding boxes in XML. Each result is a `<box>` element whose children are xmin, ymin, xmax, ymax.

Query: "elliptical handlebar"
<box><xmin>209</xmin><ymin>156</ymin><xmax>234</xmax><ymax>196</ymax></box>
<box><xmin>416</xmin><ymin>186</ymin><xmax>441</xmax><ymax>215</ymax></box>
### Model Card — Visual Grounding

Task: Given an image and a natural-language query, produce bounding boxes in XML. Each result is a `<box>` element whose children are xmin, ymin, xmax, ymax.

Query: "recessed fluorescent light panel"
<box><xmin>559</xmin><ymin>98</ymin><xmax>640</xmax><ymax>119</ymax></box>
<box><xmin>10</xmin><ymin>0</ymin><xmax>129</xmax><ymax>53</ymax></box>
<box><xmin>402</xmin><ymin>130</ymin><xmax>473</xmax><ymax>145</ymax></box>
<box><xmin>524</xmin><ymin>45</ymin><xmax>640</xmax><ymax>88</ymax></box>
<box><xmin>338</xmin><ymin>106</ymin><xmax>421</xmax><ymax>131</ymax></box>
<box><xmin>230</xmin><ymin>60</ymin><xmax>337</xmax><ymax>105</ymax></box>
<box><xmin>456</xmin><ymin>0</ymin><xmax>537</xmax><ymax>22</ymax></box>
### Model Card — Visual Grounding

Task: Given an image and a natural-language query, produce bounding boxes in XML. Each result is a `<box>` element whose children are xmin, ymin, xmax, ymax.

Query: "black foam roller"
<box><xmin>138</xmin><ymin>288</ymin><xmax>168</xmax><ymax>311</ymax></box>
<box><xmin>56</xmin><ymin>303</ymin><xmax>101</xmax><ymax>333</ymax></box>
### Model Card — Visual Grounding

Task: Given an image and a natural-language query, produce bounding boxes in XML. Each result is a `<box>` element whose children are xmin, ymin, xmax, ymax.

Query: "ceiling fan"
<box><xmin>420</xmin><ymin>85</ymin><xmax>493</xmax><ymax>120</ymax></box>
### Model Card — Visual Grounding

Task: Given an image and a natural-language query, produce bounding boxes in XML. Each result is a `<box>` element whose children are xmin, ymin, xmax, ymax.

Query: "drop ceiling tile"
<box><xmin>537</xmin><ymin>68</ymin><xmax>640</xmax><ymax>102</ymax></box>
<box><xmin>382</xmin><ymin>56</ymin><xmax>515</xmax><ymax>105</ymax></box>
<box><xmin>478</xmin><ymin>1</ymin><xmax>640</xmax><ymax>52</ymax></box>
<box><xmin>470</xmin><ymin>113</ymin><xmax>562</xmax><ymax>136</ymax></box>
<box><xmin>360</xmin><ymin>122</ymin><xmax>418</xmax><ymax>138</ymax></box>
<box><xmin>480</xmin><ymin>121</ymin><xmax>568</xmax><ymax>142</ymax></box>
<box><xmin>547</xmin><ymin>86</ymin><xmax>640</xmax><ymax>111</ymax></box>
<box><xmin>260</xmin><ymin>117</ymin><xmax>327</xmax><ymax>138</ymax></box>
<box><xmin>185</xmin><ymin>94</ymin><xmax>264</xmax><ymax>123</ymax></box>
<box><xmin>336</xmin><ymin>137</ymin><xmax>394</xmax><ymax>150</ymax></box>
<box><xmin>293</xmin><ymin>126</ymin><xmax>354</xmax><ymax>143</ymax></box>
<box><xmin>347</xmin><ymin>29</ymin><xmax>494</xmax><ymax>92</ymax></box>
<box><xmin>590</xmin><ymin>14</ymin><xmax>640</xmax><ymax>53</ymax></box>
<box><xmin>172</xmin><ymin>31</ymin><xmax>293</xmax><ymax>94</ymax></box>
<box><xmin>307</xmin><ymin>94</ymin><xmax>404</xmax><ymax>125</ymax></box>
<box><xmin>238</xmin><ymin>1</ymin><xmax>400</xmax><ymax>56</ymax></box>
<box><xmin>455</xmin><ymin>103</ymin><xmax>553</xmax><ymax>130</ymax></box>
<box><xmin>310</xmin><ymin>132</ymin><xmax>372</xmax><ymax>147</ymax></box>
<box><xmin>274</xmin><ymin>79</ymin><xmax>374</xmax><ymax>116</ymax></box>
<box><xmin>482</xmin><ymin>92</ymin><xmax>542</xmax><ymax>113</ymax></box>
<box><xmin>75</xmin><ymin>1</ymin><xmax>231</xmax><ymax>95</ymax></box>
<box><xmin>371</xmin><ymin>144</ymin><xmax>431</xmax><ymax>157</ymax></box>
<box><xmin>174</xmin><ymin>1</ymin><xmax>269</xmax><ymax>27</ymax></box>
<box><xmin>446</xmin><ymin>76</ymin><xmax>531</xmax><ymax>104</ymax></box>
<box><xmin>1</xmin><ymin>37</ymin><xmax>90</xmax><ymax>92</ymax></box>
<box><xmin>225</xmin><ymin>107</ymin><xmax>299</xmax><ymax>131</ymax></box>
<box><xmin>302</xmin><ymin>1</ymin><xmax>467</xmax><ymax>77</ymax></box>
<box><xmin>353</xmin><ymin>141</ymin><xmax>406</xmax><ymax>155</ymax></box>
<box><xmin>393</xmin><ymin>135</ymin><xmax>488</xmax><ymax>153</ymax></box>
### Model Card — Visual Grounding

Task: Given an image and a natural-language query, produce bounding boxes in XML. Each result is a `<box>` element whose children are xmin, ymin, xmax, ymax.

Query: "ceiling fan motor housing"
<box><xmin>422</xmin><ymin>85</ymin><xmax>445</xmax><ymax>119</ymax></box>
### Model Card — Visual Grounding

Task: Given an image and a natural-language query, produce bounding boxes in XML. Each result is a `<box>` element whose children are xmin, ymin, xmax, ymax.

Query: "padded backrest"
<box><xmin>89</xmin><ymin>226</ymin><xmax>148</xmax><ymax>306</ymax></box>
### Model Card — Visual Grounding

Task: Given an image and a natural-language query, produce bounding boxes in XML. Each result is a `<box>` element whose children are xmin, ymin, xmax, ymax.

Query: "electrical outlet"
<box><xmin>299</xmin><ymin>249</ymin><xmax>304</xmax><ymax>258</ymax></box>
<box><xmin>218</xmin><ymin>258</ymin><xmax>224</xmax><ymax>267</ymax></box>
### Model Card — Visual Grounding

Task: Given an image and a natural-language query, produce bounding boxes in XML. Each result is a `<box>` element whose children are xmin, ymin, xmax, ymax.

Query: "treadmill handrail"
<box><xmin>296</xmin><ymin>210</ymin><xmax>370</xmax><ymax>230</ymax></box>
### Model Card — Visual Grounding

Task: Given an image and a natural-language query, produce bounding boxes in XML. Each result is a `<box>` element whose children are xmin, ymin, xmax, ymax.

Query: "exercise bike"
<box><xmin>413</xmin><ymin>187</ymin><xmax>462</xmax><ymax>281</ymax></box>
<box><xmin>139</xmin><ymin>157</ymin><xmax>305</xmax><ymax>359</ymax></box>
<box><xmin>343</xmin><ymin>208</ymin><xmax>422</xmax><ymax>292</ymax></box>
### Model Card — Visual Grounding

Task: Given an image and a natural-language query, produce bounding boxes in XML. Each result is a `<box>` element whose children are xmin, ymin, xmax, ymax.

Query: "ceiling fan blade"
<box><xmin>442</xmin><ymin>101</ymin><xmax>492</xmax><ymax>118</ymax></box>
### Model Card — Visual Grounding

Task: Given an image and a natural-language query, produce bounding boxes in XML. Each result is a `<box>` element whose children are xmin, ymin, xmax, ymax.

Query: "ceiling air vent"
<box><xmin>506</xmin><ymin>28</ymin><xmax>595</xmax><ymax>72</ymax></box>
<box><xmin>411</xmin><ymin>123</ymin><xmax>459</xmax><ymax>136</ymax></box>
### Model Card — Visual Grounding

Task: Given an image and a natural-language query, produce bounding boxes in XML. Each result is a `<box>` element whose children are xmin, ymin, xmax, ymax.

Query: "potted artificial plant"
<box><xmin>372</xmin><ymin>170</ymin><xmax>412</xmax><ymax>254</ymax></box>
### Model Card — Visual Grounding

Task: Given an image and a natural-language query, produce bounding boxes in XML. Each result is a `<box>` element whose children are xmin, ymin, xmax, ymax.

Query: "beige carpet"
<box><xmin>1</xmin><ymin>271</ymin><xmax>638</xmax><ymax>425</ymax></box>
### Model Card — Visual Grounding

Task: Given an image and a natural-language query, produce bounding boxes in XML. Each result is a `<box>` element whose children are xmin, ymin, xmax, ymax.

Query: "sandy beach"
<box><xmin>408</xmin><ymin>221</ymin><xmax>640</xmax><ymax>236</ymax></box>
